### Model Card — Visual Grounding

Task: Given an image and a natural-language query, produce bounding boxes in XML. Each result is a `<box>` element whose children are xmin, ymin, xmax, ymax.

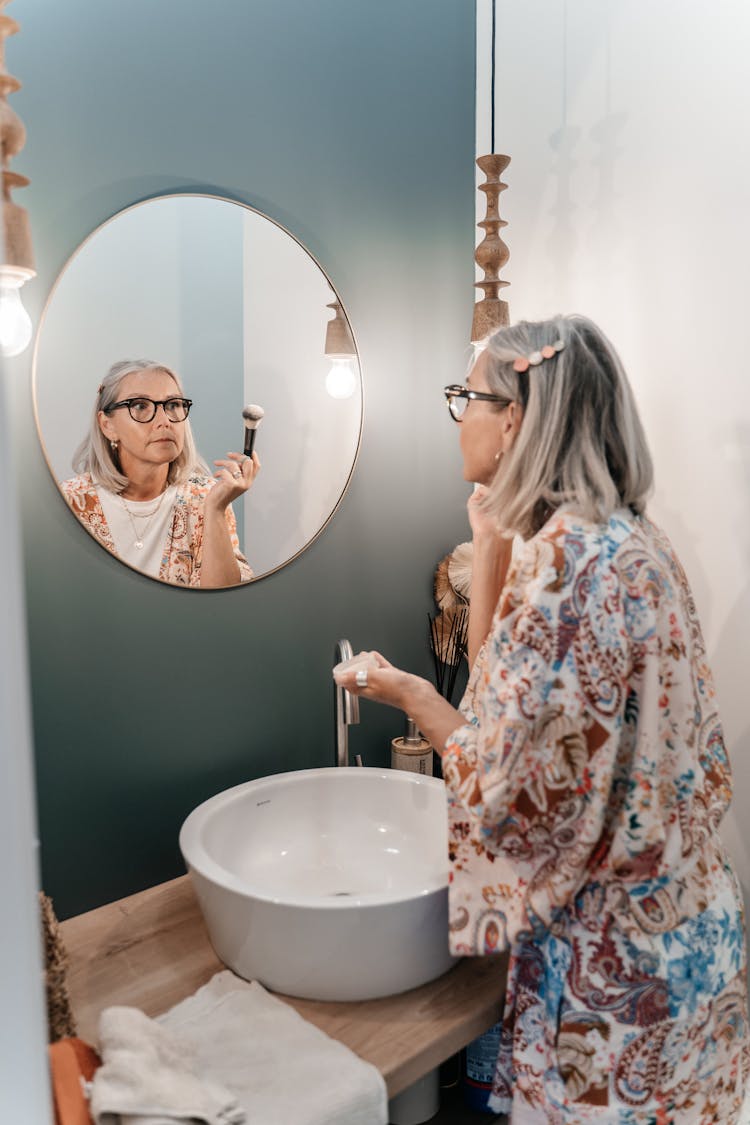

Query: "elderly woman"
<box><xmin>61</xmin><ymin>359</ymin><xmax>257</xmax><ymax>587</ymax></box>
<box><xmin>337</xmin><ymin>316</ymin><xmax>749</xmax><ymax>1123</ymax></box>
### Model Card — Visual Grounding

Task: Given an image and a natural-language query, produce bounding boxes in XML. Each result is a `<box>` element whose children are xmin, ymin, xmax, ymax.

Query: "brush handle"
<box><xmin>243</xmin><ymin>427</ymin><xmax>257</xmax><ymax>458</ymax></box>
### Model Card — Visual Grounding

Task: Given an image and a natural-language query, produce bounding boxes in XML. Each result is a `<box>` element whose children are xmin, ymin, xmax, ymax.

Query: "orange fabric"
<box><xmin>60</xmin><ymin>472</ymin><xmax>253</xmax><ymax>585</ymax></box>
<box><xmin>48</xmin><ymin>1038</ymin><xmax>101</xmax><ymax>1125</ymax></box>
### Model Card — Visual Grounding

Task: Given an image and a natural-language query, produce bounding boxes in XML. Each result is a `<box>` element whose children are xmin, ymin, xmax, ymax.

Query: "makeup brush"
<box><xmin>242</xmin><ymin>404</ymin><xmax>265</xmax><ymax>458</ymax></box>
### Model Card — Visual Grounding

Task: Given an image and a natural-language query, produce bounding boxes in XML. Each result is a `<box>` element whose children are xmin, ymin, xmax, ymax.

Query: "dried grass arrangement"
<box><xmin>429</xmin><ymin>541</ymin><xmax>472</xmax><ymax>704</ymax></box>
<box><xmin>40</xmin><ymin>891</ymin><xmax>76</xmax><ymax>1042</ymax></box>
<box><xmin>429</xmin><ymin>606</ymin><xmax>468</xmax><ymax>704</ymax></box>
<box><xmin>433</xmin><ymin>541</ymin><xmax>472</xmax><ymax>609</ymax></box>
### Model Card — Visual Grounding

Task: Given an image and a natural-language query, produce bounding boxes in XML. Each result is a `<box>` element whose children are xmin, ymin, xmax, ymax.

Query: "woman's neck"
<box><xmin>119</xmin><ymin>463</ymin><xmax>170</xmax><ymax>501</ymax></box>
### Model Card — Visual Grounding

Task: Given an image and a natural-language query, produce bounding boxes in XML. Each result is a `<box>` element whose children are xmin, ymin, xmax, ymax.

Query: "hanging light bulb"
<box><xmin>0</xmin><ymin>9</ymin><xmax>36</xmax><ymax>359</ymax></box>
<box><xmin>325</xmin><ymin>357</ymin><xmax>357</xmax><ymax>400</ymax></box>
<box><xmin>324</xmin><ymin>297</ymin><xmax>357</xmax><ymax>400</ymax></box>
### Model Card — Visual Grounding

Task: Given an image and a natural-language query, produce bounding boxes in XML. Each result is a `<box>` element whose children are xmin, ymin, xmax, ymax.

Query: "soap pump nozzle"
<box><xmin>391</xmin><ymin>715</ymin><xmax>434</xmax><ymax>776</ymax></box>
<box><xmin>404</xmin><ymin>717</ymin><xmax>423</xmax><ymax>746</ymax></box>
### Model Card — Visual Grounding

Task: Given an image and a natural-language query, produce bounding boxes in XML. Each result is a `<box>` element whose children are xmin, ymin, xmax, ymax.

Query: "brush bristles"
<box><xmin>242</xmin><ymin>404</ymin><xmax>265</xmax><ymax>428</ymax></box>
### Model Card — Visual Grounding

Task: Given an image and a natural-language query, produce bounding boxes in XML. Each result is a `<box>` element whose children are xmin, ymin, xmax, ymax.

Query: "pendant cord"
<box><xmin>490</xmin><ymin>0</ymin><xmax>496</xmax><ymax>153</ymax></box>
<box><xmin>118</xmin><ymin>485</ymin><xmax>169</xmax><ymax>550</ymax></box>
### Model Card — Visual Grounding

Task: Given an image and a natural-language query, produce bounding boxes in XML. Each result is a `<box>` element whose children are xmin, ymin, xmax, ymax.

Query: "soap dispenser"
<box><xmin>391</xmin><ymin>717</ymin><xmax>433</xmax><ymax>775</ymax></box>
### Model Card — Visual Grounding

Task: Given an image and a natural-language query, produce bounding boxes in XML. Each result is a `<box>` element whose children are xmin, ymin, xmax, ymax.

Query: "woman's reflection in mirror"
<box><xmin>61</xmin><ymin>359</ymin><xmax>258</xmax><ymax>586</ymax></box>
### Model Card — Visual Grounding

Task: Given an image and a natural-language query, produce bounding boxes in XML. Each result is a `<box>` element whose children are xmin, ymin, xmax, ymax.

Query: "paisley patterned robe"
<box><xmin>61</xmin><ymin>472</ymin><xmax>253</xmax><ymax>586</ymax></box>
<box><xmin>443</xmin><ymin>508</ymin><xmax>749</xmax><ymax>1123</ymax></box>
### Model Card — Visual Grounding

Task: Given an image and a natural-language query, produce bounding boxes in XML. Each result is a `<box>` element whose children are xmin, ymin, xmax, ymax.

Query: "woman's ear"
<box><xmin>500</xmin><ymin>401</ymin><xmax>524</xmax><ymax>450</ymax></box>
<box><xmin>97</xmin><ymin>410</ymin><xmax>117</xmax><ymax>442</ymax></box>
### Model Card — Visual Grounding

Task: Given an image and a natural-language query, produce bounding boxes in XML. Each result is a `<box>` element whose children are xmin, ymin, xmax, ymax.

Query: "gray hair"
<box><xmin>72</xmin><ymin>359</ymin><xmax>209</xmax><ymax>492</ymax></box>
<box><xmin>479</xmin><ymin>315</ymin><xmax>654</xmax><ymax>539</ymax></box>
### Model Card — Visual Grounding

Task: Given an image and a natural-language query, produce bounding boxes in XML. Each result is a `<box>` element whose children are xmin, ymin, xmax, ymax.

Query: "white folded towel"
<box><xmin>159</xmin><ymin>971</ymin><xmax>388</xmax><ymax>1125</ymax></box>
<box><xmin>90</xmin><ymin>1005</ymin><xmax>245</xmax><ymax>1125</ymax></box>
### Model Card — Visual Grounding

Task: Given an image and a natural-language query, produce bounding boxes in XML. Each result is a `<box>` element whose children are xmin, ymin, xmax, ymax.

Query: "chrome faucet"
<box><xmin>334</xmin><ymin>639</ymin><xmax>360</xmax><ymax>767</ymax></box>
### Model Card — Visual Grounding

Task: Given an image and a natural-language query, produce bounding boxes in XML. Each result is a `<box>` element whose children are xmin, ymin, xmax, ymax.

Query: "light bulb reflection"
<box><xmin>325</xmin><ymin>357</ymin><xmax>357</xmax><ymax>400</ymax></box>
<box><xmin>0</xmin><ymin>283</ymin><xmax>32</xmax><ymax>358</ymax></box>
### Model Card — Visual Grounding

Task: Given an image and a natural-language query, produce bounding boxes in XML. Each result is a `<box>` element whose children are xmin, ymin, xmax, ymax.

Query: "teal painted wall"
<box><xmin>9</xmin><ymin>0</ymin><xmax>476</xmax><ymax>918</ymax></box>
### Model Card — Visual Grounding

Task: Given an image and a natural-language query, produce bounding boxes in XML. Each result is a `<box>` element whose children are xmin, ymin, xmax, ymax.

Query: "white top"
<box><xmin>97</xmin><ymin>486</ymin><xmax>177</xmax><ymax>577</ymax></box>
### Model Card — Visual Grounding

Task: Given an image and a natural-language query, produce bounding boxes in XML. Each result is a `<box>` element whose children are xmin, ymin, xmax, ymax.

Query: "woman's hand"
<box><xmin>467</xmin><ymin>484</ymin><xmax>505</xmax><ymax>541</ymax></box>
<box><xmin>466</xmin><ymin>485</ymin><xmax>514</xmax><ymax>669</ymax></box>
<box><xmin>206</xmin><ymin>451</ymin><xmax>260</xmax><ymax>512</ymax></box>
<box><xmin>335</xmin><ymin>651</ymin><xmax>424</xmax><ymax>712</ymax></box>
<box><xmin>335</xmin><ymin>651</ymin><xmax>464</xmax><ymax>759</ymax></box>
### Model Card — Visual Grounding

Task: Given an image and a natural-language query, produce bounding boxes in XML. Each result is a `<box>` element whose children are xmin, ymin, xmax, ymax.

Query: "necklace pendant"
<box><xmin>134</xmin><ymin>539</ymin><xmax>144</xmax><ymax>550</ymax></box>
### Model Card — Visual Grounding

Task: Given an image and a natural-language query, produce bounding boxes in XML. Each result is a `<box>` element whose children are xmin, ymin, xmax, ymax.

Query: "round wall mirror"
<box><xmin>33</xmin><ymin>194</ymin><xmax>362</xmax><ymax>586</ymax></box>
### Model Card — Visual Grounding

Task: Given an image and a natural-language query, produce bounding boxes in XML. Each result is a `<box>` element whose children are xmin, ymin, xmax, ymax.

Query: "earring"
<box><xmin>494</xmin><ymin>451</ymin><xmax>501</xmax><ymax>462</ymax></box>
<box><xmin>110</xmin><ymin>440</ymin><xmax>119</xmax><ymax>452</ymax></box>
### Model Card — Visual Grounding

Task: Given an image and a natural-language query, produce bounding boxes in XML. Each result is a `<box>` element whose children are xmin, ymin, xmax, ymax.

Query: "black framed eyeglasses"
<box><xmin>104</xmin><ymin>397</ymin><xmax>193</xmax><ymax>423</ymax></box>
<box><xmin>443</xmin><ymin>384</ymin><xmax>512</xmax><ymax>422</ymax></box>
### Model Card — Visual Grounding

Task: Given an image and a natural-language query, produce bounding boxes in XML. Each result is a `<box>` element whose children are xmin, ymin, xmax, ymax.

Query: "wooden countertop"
<box><xmin>60</xmin><ymin>874</ymin><xmax>508</xmax><ymax>1098</ymax></box>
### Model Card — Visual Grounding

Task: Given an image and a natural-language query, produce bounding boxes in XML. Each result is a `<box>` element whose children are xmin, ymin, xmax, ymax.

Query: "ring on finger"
<box><xmin>232</xmin><ymin>470</ymin><xmax>242</xmax><ymax>479</ymax></box>
<box><xmin>355</xmin><ymin>668</ymin><xmax>368</xmax><ymax>688</ymax></box>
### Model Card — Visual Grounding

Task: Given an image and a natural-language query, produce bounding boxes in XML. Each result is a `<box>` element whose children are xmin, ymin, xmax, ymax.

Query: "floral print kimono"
<box><xmin>61</xmin><ymin>472</ymin><xmax>253</xmax><ymax>585</ymax></box>
<box><xmin>443</xmin><ymin>508</ymin><xmax>749</xmax><ymax>1123</ymax></box>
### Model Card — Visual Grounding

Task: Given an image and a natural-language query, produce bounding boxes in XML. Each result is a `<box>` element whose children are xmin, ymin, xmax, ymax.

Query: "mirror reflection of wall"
<box><xmin>33</xmin><ymin>195</ymin><xmax>362</xmax><ymax>584</ymax></box>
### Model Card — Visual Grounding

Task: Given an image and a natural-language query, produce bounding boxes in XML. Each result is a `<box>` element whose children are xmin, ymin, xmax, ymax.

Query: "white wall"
<box><xmin>477</xmin><ymin>0</ymin><xmax>750</xmax><ymax>911</ymax></box>
<box><xmin>242</xmin><ymin>214</ymin><xmax>361</xmax><ymax>576</ymax></box>
<box><xmin>0</xmin><ymin>359</ymin><xmax>52</xmax><ymax>1116</ymax></box>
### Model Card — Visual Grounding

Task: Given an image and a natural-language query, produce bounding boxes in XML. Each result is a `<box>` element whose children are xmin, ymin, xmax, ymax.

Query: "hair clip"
<box><xmin>513</xmin><ymin>339</ymin><xmax>565</xmax><ymax>373</ymax></box>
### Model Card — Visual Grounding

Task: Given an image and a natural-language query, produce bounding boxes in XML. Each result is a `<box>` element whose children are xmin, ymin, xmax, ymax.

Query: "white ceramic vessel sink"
<box><xmin>179</xmin><ymin>767</ymin><xmax>456</xmax><ymax>1001</ymax></box>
